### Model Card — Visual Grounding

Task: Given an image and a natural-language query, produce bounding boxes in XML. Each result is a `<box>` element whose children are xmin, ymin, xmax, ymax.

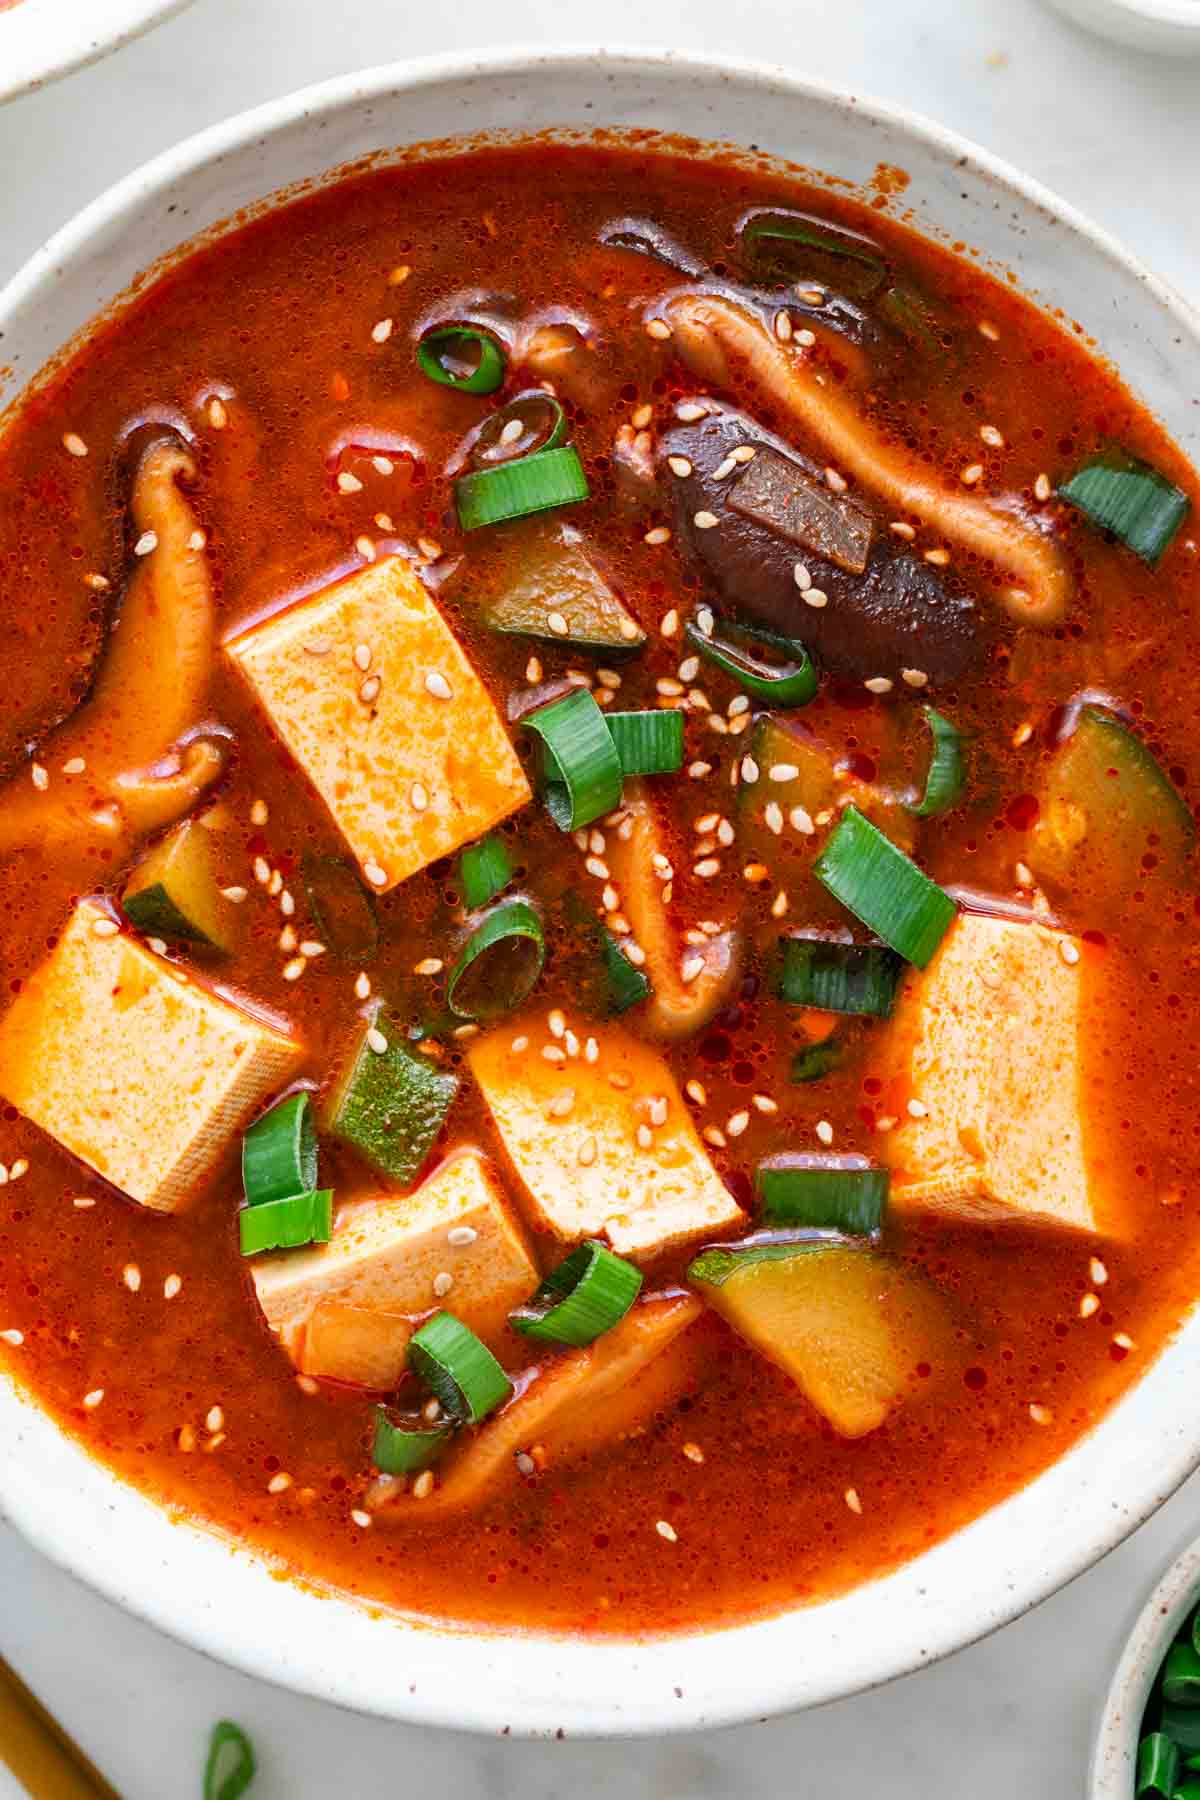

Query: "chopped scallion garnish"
<box><xmin>909</xmin><ymin>707</ymin><xmax>966</xmax><ymax>818</ymax></box>
<box><xmin>372</xmin><ymin>1404</ymin><xmax>455</xmax><ymax>1476</ymax></box>
<box><xmin>814</xmin><ymin>806</ymin><xmax>956</xmax><ymax>968</ymax></box>
<box><xmin>740</xmin><ymin>209</ymin><xmax>885</xmax><ymax>278</ymax></box>
<box><xmin>241</xmin><ymin>1092</ymin><xmax>317</xmax><ymax>1207</ymax></box>
<box><xmin>1137</xmin><ymin>1732</ymin><xmax>1181</xmax><ymax>1798</ymax></box>
<box><xmin>417</xmin><ymin>324</ymin><xmax>505</xmax><ymax>395</ymax></box>
<box><xmin>790</xmin><ymin>1039</ymin><xmax>843</xmax><ymax>1084</ymax></box>
<box><xmin>1059</xmin><ymin>450</ymin><xmax>1189</xmax><ymax>565</ymax></box>
<box><xmin>446</xmin><ymin>898</ymin><xmax>545</xmax><ymax>1020</ymax></box>
<box><xmin>605</xmin><ymin>709</ymin><xmax>685</xmax><ymax>776</ymax></box>
<box><xmin>301</xmin><ymin>855</ymin><xmax>379</xmax><ymax>961</ymax></box>
<box><xmin>459</xmin><ymin>834</ymin><xmax>515</xmax><ymax>910</ymax></box>
<box><xmin>599</xmin><ymin>925</ymin><xmax>652</xmax><ymax>1014</ymax></box>
<box><xmin>522</xmin><ymin>687</ymin><xmax>623</xmax><ymax>831</ymax></box>
<box><xmin>684</xmin><ymin>618</ymin><xmax>818</xmax><ymax>706</ymax></box>
<box><xmin>1164</xmin><ymin>1643</ymin><xmax>1200</xmax><ymax>1706</ymax></box>
<box><xmin>204</xmin><ymin>1722</ymin><xmax>256</xmax><ymax>1800</ymax></box>
<box><xmin>511</xmin><ymin>1241</ymin><xmax>643</xmax><ymax>1346</ymax></box>
<box><xmin>470</xmin><ymin>390</ymin><xmax>567</xmax><ymax>468</ymax></box>
<box><xmin>778</xmin><ymin>935</ymin><xmax>904</xmax><ymax>1017</ymax></box>
<box><xmin>408</xmin><ymin>1312</ymin><xmax>512</xmax><ymax>1425</ymax></box>
<box><xmin>238</xmin><ymin>1190</ymin><xmax>332</xmax><ymax>1257</ymax></box>
<box><xmin>756</xmin><ymin>1153</ymin><xmax>888</xmax><ymax>1236</ymax></box>
<box><xmin>456</xmin><ymin>445</ymin><xmax>590</xmax><ymax>532</ymax></box>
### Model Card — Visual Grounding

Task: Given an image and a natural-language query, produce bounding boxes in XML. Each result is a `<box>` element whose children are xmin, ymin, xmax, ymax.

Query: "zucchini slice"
<box><xmin>482</xmin><ymin>531</ymin><xmax>645</xmax><ymax>651</ymax></box>
<box><xmin>122</xmin><ymin>818</ymin><xmax>236</xmax><ymax>952</ymax></box>
<box><xmin>324</xmin><ymin>1000</ymin><xmax>459</xmax><ymax>1185</ymax></box>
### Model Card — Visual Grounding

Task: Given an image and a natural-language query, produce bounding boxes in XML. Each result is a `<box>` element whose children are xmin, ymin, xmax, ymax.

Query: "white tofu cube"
<box><xmin>881</xmin><ymin>911</ymin><xmax>1108</xmax><ymax>1235</ymax></box>
<box><xmin>0</xmin><ymin>900</ymin><xmax>303</xmax><ymax>1211</ymax></box>
<box><xmin>225</xmin><ymin>555</ymin><xmax>531</xmax><ymax>892</ymax></box>
<box><xmin>252</xmin><ymin>1148</ymin><xmax>538</xmax><ymax>1354</ymax></box>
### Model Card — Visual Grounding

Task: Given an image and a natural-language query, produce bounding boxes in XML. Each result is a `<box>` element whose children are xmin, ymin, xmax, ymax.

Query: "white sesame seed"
<box><xmin>30</xmin><ymin>762</ymin><xmax>49</xmax><ymax>792</ymax></box>
<box><xmin>371</xmin><ymin>317</ymin><xmax>394</xmax><ymax>344</ymax></box>
<box><xmin>578</xmin><ymin>1135</ymin><xmax>598</xmax><ymax>1168</ymax></box>
<box><xmin>1090</xmin><ymin>1257</ymin><xmax>1109</xmax><ymax>1286</ymax></box>
<box><xmin>978</xmin><ymin>321</ymin><xmax>1000</xmax><ymax>341</ymax></box>
<box><xmin>83</xmin><ymin>1389</ymin><xmax>105</xmax><ymax>1410</ymax></box>
<box><xmin>63</xmin><ymin>431</ymin><xmax>89</xmax><ymax>458</ymax></box>
<box><xmin>980</xmin><ymin>425</ymin><xmax>1005</xmax><ymax>448</ymax></box>
<box><xmin>925</xmin><ymin>547</ymin><xmax>950</xmax><ymax>566</ymax></box>
<box><xmin>694</xmin><ymin>857</ymin><xmax>721</xmax><ymax>878</ymax></box>
<box><xmin>207</xmin><ymin>396</ymin><xmax>228</xmax><ymax>429</ymax></box>
<box><xmin>548</xmin><ymin>1010</ymin><xmax>567</xmax><ymax>1040</ymax></box>
<box><xmin>796</xmin><ymin>327</ymin><xmax>817</xmax><ymax>347</ymax></box>
<box><xmin>525</xmin><ymin>656</ymin><xmax>543</xmax><ymax>684</ymax></box>
<box><xmin>685</xmin><ymin>1080</ymin><xmax>707</xmax><ymax>1106</ymax></box>
<box><xmin>295</xmin><ymin>1375</ymin><xmax>319</xmax><ymax>1396</ymax></box>
<box><xmin>373</xmin><ymin>456</ymin><xmax>395</xmax><ymax>476</ymax></box>
<box><xmin>1</xmin><ymin>1329</ymin><xmax>24</xmax><ymax>1347</ymax></box>
<box><xmin>693</xmin><ymin>510</ymin><xmax>720</xmax><ymax>531</ymax></box>
<box><xmin>764</xmin><ymin>801</ymin><xmax>784</xmax><ymax>836</ymax></box>
<box><xmin>680</xmin><ymin>955</ymin><xmax>705</xmax><ymax>986</ymax></box>
<box><xmin>547</xmin><ymin>611</ymin><xmax>570</xmax><ymax>637</ymax></box>
<box><xmin>624</xmin><ymin>942</ymin><xmax>647</xmax><ymax>966</ymax></box>
<box><xmin>447</xmin><ymin>1226</ymin><xmax>479</xmax><ymax>1250</ymax></box>
<box><xmin>267</xmin><ymin>869</ymin><xmax>283</xmax><ymax>897</ymax></box>
<box><xmin>337</xmin><ymin>471</ymin><xmax>363</xmax><ymax>494</ymax></box>
<box><xmin>961</xmin><ymin>463</ymin><xmax>984</xmax><ymax>486</ymax></box>
<box><xmin>1059</xmin><ymin>939</ymin><xmax>1081</xmax><ymax>966</ymax></box>
<box><xmin>412</xmin><ymin>1470</ymin><xmax>436</xmax><ymax>1499</ymax></box>
<box><xmin>268</xmin><ymin>1473</ymin><xmax>292</xmax><ymax>1495</ymax></box>
<box><xmin>280</xmin><ymin>890</ymin><xmax>296</xmax><ymax>919</ymax></box>
<box><xmin>282</xmin><ymin>957</ymin><xmax>307</xmax><ymax>982</ymax></box>
<box><xmin>702</xmin><ymin>1126</ymin><xmax>727</xmax><ymax>1149</ymax></box>
<box><xmin>1029</xmin><ymin>1403</ymin><xmax>1052</xmax><ymax>1425</ymax></box>
<box><xmin>424</xmin><ymin>670</ymin><xmax>453</xmax><ymax>702</ymax></box>
<box><xmin>864</xmin><ymin>677</ymin><xmax>894</xmax><ymax>695</ymax></box>
<box><xmin>303</xmin><ymin>639</ymin><xmax>332</xmax><ymax>657</ymax></box>
<box><xmin>91</xmin><ymin>916</ymin><xmax>119</xmax><ymax>938</ymax></box>
<box><xmin>907</xmin><ymin>1098</ymin><xmax>928</xmax><ymax>1119</ymax></box>
<box><xmin>1114</xmin><ymin>1332</ymin><xmax>1135</xmax><ymax>1351</ymax></box>
<box><xmin>359</xmin><ymin>674</ymin><xmax>382</xmax><ymax>705</ymax></box>
<box><xmin>644</xmin><ymin>526</ymin><xmax>672</xmax><ymax>545</ymax></box>
<box><xmin>727</xmin><ymin>1109</ymin><xmax>750</xmax><ymax>1138</ymax></box>
<box><xmin>9</xmin><ymin>1160</ymin><xmax>26</xmax><ymax>1180</ymax></box>
<box><xmin>752</xmin><ymin>1094</ymin><xmax>778</xmax><ymax>1115</ymax></box>
<box><xmin>816</xmin><ymin>1120</ymin><xmax>834</xmax><ymax>1145</ymax></box>
<box><xmin>845</xmin><ymin>1488</ymin><xmax>863</xmax><ymax>1515</ymax></box>
<box><xmin>804</xmin><ymin>588</ymin><xmax>829</xmax><ymax>609</ymax></box>
<box><xmin>655</xmin><ymin>1520</ymin><xmax>678</xmax><ymax>1542</ymax></box>
<box><xmin>667</xmin><ymin>455</ymin><xmax>693</xmax><ymax>479</ymax></box>
<box><xmin>366</xmin><ymin>1027</ymin><xmax>389</xmax><ymax>1055</ymax></box>
<box><xmin>645</xmin><ymin>319</ymin><xmax>672</xmax><ymax>341</ymax></box>
<box><xmin>677</xmin><ymin>402</ymin><xmax>707</xmax><ymax>422</ymax></box>
<box><xmin>825</xmin><ymin>467</ymin><xmax>848</xmax><ymax>494</ymax></box>
<box><xmin>279</xmin><ymin>926</ymin><xmax>298</xmax><ymax>953</ymax></box>
<box><xmin>73</xmin><ymin>1197</ymin><xmax>96</xmax><ymax>1210</ymax></box>
<box><xmin>1012</xmin><ymin>721</ymin><xmax>1034</xmax><ymax>748</ymax></box>
<box><xmin>84</xmin><ymin>572</ymin><xmax>111</xmax><ymax>591</ymax></box>
<box><xmin>351</xmin><ymin>1509</ymin><xmax>372</xmax><ymax>1528</ymax></box>
<box><xmin>123</xmin><ymin>1263</ymin><xmax>141</xmax><ymax>1292</ymax></box>
<box><xmin>901</xmin><ymin>668</ymin><xmax>929</xmax><ymax>688</ymax></box>
<box><xmin>771</xmin><ymin>889</ymin><xmax>789</xmax><ymax>918</ymax></box>
<box><xmin>890</xmin><ymin>520</ymin><xmax>916</xmax><ymax>541</ymax></box>
<box><xmin>712</xmin><ymin>456</ymin><xmax>737</xmax><ymax>481</ymax></box>
<box><xmin>134</xmin><ymin>531</ymin><xmax>158</xmax><ymax>557</ymax></box>
<box><xmin>433</xmin><ymin>1271</ymin><xmax>454</xmax><ymax>1298</ymax></box>
<box><xmin>774</xmin><ymin>310</ymin><xmax>793</xmax><ymax>342</ymax></box>
<box><xmin>769</xmin><ymin>763</ymin><xmax>799</xmax><ymax>783</ymax></box>
<box><xmin>740</xmin><ymin>756</ymin><xmax>759</xmax><ymax>784</ymax></box>
<box><xmin>164</xmin><ymin>1274</ymin><xmax>182</xmax><ymax>1299</ymax></box>
<box><xmin>542</xmin><ymin>1045</ymin><xmax>566</xmax><ymax>1064</ymax></box>
<box><xmin>354</xmin><ymin>972</ymin><xmax>372</xmax><ymax>1000</ymax></box>
<box><xmin>410</xmin><ymin>783</ymin><xmax>429</xmax><ymax>813</ymax></box>
<box><xmin>1034</xmin><ymin>473</ymin><xmax>1052</xmax><ymax>502</ymax></box>
<box><xmin>1080</xmin><ymin>1293</ymin><xmax>1100</xmax><ymax>1318</ymax></box>
<box><xmin>636</xmin><ymin>1123</ymin><xmax>654</xmax><ymax>1150</ymax></box>
<box><xmin>789</xmin><ymin>806</ymin><xmax>815</xmax><ymax>835</ymax></box>
<box><xmin>727</xmin><ymin>695</ymin><xmax>750</xmax><ymax>719</ymax></box>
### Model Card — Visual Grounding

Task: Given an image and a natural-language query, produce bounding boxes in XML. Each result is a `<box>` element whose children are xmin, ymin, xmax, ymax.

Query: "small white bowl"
<box><xmin>1091</xmin><ymin>1531</ymin><xmax>1200</xmax><ymax>1797</ymax></box>
<box><xmin>0</xmin><ymin>0</ymin><xmax>194</xmax><ymax>107</ymax></box>
<box><xmin>1044</xmin><ymin>0</ymin><xmax>1200</xmax><ymax>54</ymax></box>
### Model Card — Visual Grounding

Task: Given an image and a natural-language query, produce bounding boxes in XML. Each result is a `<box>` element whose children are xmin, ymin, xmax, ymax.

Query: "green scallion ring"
<box><xmin>372</xmin><ymin>1405</ymin><xmax>455</xmax><ymax>1477</ymax></box>
<box><xmin>600</xmin><ymin>925</ymin><xmax>651</xmax><ymax>1014</ymax></box>
<box><xmin>778</xmin><ymin>935</ymin><xmax>904</xmax><ymax>1017</ymax></box>
<box><xmin>684</xmin><ymin>618</ymin><xmax>818</xmax><ymax>705</ymax></box>
<box><xmin>416</xmin><ymin>324</ymin><xmax>506</xmax><ymax>395</ymax></box>
<box><xmin>813</xmin><ymin>805</ymin><xmax>956</xmax><ymax>968</ymax></box>
<box><xmin>238</xmin><ymin>1189</ymin><xmax>333</xmax><ymax>1257</ymax></box>
<box><xmin>459</xmin><ymin>833</ymin><xmax>515</xmax><ymax>910</ymax></box>
<box><xmin>469</xmin><ymin>390</ymin><xmax>568</xmax><ymax>468</ymax></box>
<box><xmin>301</xmin><ymin>854</ymin><xmax>379</xmax><ymax>961</ymax></box>
<box><xmin>446</xmin><ymin>898</ymin><xmax>545</xmax><ymax>1020</ymax></box>
<box><xmin>909</xmin><ymin>707</ymin><xmax>966</xmax><ymax>818</ymax></box>
<box><xmin>1059</xmin><ymin>450</ymin><xmax>1190</xmax><ymax>566</ymax></box>
<box><xmin>241</xmin><ymin>1091</ymin><xmax>317</xmax><ymax>1207</ymax></box>
<box><xmin>204</xmin><ymin>1722</ymin><xmax>256</xmax><ymax>1800</ymax></box>
<box><xmin>510</xmin><ymin>1240</ymin><xmax>644</xmax><ymax>1346</ymax></box>
<box><xmin>605</xmin><ymin>709</ymin><xmax>685</xmax><ymax>776</ymax></box>
<box><xmin>755</xmin><ymin>1154</ymin><xmax>888</xmax><ymax>1237</ymax></box>
<box><xmin>522</xmin><ymin>687</ymin><xmax>624</xmax><ymax>832</ymax></box>
<box><xmin>456</xmin><ymin>445</ymin><xmax>590</xmax><ymax>532</ymax></box>
<box><xmin>408</xmin><ymin>1312</ymin><xmax>512</xmax><ymax>1425</ymax></box>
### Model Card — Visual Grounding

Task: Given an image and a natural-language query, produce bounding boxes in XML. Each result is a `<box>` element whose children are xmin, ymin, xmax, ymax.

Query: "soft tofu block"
<box><xmin>881</xmin><ymin>912</ymin><xmax>1107</xmax><ymax>1235</ymax></box>
<box><xmin>0</xmin><ymin>900</ymin><xmax>302</xmax><ymax>1211</ymax></box>
<box><xmin>468</xmin><ymin>1013</ymin><xmax>744</xmax><ymax>1259</ymax></box>
<box><xmin>225</xmin><ymin>556</ymin><xmax>531</xmax><ymax>891</ymax></box>
<box><xmin>252</xmin><ymin>1148</ymin><xmax>538</xmax><ymax>1353</ymax></box>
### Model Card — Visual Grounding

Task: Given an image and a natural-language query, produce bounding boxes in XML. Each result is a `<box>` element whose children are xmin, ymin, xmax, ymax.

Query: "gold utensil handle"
<box><xmin>0</xmin><ymin>1656</ymin><xmax>121</xmax><ymax>1799</ymax></box>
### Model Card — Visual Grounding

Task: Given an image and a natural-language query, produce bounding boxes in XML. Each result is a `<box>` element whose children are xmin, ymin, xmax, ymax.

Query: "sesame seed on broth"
<box><xmin>0</xmin><ymin>140</ymin><xmax>1197</xmax><ymax>1640</ymax></box>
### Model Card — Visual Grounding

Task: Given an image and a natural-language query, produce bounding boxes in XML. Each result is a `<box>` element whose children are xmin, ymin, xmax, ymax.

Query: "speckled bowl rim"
<box><xmin>1091</xmin><ymin>1532</ymin><xmax>1200</xmax><ymax>1797</ymax></box>
<box><xmin>0</xmin><ymin>0</ymin><xmax>195</xmax><ymax>108</ymax></box>
<box><xmin>1</xmin><ymin>45</ymin><xmax>1200</xmax><ymax>1739</ymax></box>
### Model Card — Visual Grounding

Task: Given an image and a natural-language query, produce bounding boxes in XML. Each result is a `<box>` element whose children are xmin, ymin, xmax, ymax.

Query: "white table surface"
<box><xmin>1</xmin><ymin>1</ymin><xmax>1199</xmax><ymax>1794</ymax></box>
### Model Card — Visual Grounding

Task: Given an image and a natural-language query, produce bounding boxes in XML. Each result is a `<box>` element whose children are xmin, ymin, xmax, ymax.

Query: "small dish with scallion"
<box><xmin>1091</xmin><ymin>1536</ymin><xmax>1200</xmax><ymax>1799</ymax></box>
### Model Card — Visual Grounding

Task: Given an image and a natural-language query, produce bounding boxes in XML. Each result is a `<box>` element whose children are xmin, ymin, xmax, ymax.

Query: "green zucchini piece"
<box><xmin>738</xmin><ymin>716</ymin><xmax>917</xmax><ymax>867</ymax></box>
<box><xmin>302</xmin><ymin>855</ymin><xmax>379</xmax><ymax>962</ymax></box>
<box><xmin>482</xmin><ymin>533</ymin><xmax>645</xmax><ymax>650</ymax></box>
<box><xmin>1028</xmin><ymin>705</ymin><xmax>1194</xmax><ymax>913</ymax></box>
<box><xmin>324</xmin><ymin>999</ymin><xmax>459</xmax><ymax>1185</ymax></box>
<box><xmin>122</xmin><ymin>819</ymin><xmax>236</xmax><ymax>952</ymax></box>
<box><xmin>790</xmin><ymin>1039</ymin><xmax>843</xmax><ymax>1084</ymax></box>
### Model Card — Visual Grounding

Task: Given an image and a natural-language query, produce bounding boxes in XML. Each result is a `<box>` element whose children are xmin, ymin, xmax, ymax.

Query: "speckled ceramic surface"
<box><xmin>2</xmin><ymin>46</ymin><xmax>1200</xmax><ymax>1740</ymax></box>
<box><xmin>1091</xmin><ymin>1530</ymin><xmax>1200</xmax><ymax>1797</ymax></box>
<box><xmin>0</xmin><ymin>0</ymin><xmax>195</xmax><ymax>106</ymax></box>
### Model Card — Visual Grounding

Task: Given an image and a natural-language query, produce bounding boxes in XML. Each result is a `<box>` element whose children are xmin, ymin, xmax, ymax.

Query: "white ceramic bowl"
<box><xmin>1091</xmin><ymin>1530</ymin><xmax>1200</xmax><ymax>1797</ymax></box>
<box><xmin>0</xmin><ymin>0</ymin><xmax>195</xmax><ymax>107</ymax></box>
<box><xmin>2</xmin><ymin>48</ymin><xmax>1200</xmax><ymax>1740</ymax></box>
<box><xmin>1045</xmin><ymin>0</ymin><xmax>1200</xmax><ymax>54</ymax></box>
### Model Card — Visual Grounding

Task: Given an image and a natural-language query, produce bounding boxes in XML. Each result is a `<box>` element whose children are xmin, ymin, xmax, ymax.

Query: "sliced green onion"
<box><xmin>408</xmin><ymin>1312</ymin><xmax>512</xmax><ymax>1425</ymax></box>
<box><xmin>242</xmin><ymin>1092</ymin><xmax>317</xmax><ymax>1207</ymax></box>
<box><xmin>600</xmin><ymin>925</ymin><xmax>651</xmax><ymax>1014</ymax></box>
<box><xmin>459</xmin><ymin>834</ymin><xmax>515</xmax><ymax>910</ymax></box>
<box><xmin>417</xmin><ymin>325</ymin><xmax>505</xmax><ymax>395</ymax></box>
<box><xmin>446</xmin><ymin>898</ymin><xmax>545</xmax><ymax>1019</ymax></box>
<box><xmin>791</xmin><ymin>1039</ymin><xmax>843</xmax><ymax>1084</ymax></box>
<box><xmin>1059</xmin><ymin>451</ymin><xmax>1189</xmax><ymax>565</ymax></box>
<box><xmin>522</xmin><ymin>687</ymin><xmax>623</xmax><ymax>831</ymax></box>
<box><xmin>470</xmin><ymin>391</ymin><xmax>567</xmax><ymax>468</ymax></box>
<box><xmin>238</xmin><ymin>1190</ymin><xmax>332</xmax><ymax>1257</ymax></box>
<box><xmin>814</xmin><ymin>805</ymin><xmax>956</xmax><ymax>968</ymax></box>
<box><xmin>880</xmin><ymin>285</ymin><xmax>944</xmax><ymax>352</ymax></box>
<box><xmin>372</xmin><ymin>1404</ymin><xmax>455</xmax><ymax>1476</ymax></box>
<box><xmin>741</xmin><ymin>210</ymin><xmax>885</xmax><ymax>275</ymax></box>
<box><xmin>1164</xmin><ymin>1643</ymin><xmax>1200</xmax><ymax>1706</ymax></box>
<box><xmin>302</xmin><ymin>855</ymin><xmax>379</xmax><ymax>961</ymax></box>
<box><xmin>1137</xmin><ymin>1732</ymin><xmax>1181</xmax><ymax>1798</ymax></box>
<box><xmin>684</xmin><ymin>619</ymin><xmax>818</xmax><ymax>706</ymax></box>
<box><xmin>510</xmin><ymin>1241</ymin><xmax>643</xmax><ymax>1346</ymax></box>
<box><xmin>456</xmin><ymin>445</ymin><xmax>589</xmax><ymax>532</ymax></box>
<box><xmin>204</xmin><ymin>1722</ymin><xmax>256</xmax><ymax>1800</ymax></box>
<box><xmin>755</xmin><ymin>1153</ymin><xmax>888</xmax><ymax>1236</ymax></box>
<box><xmin>1162</xmin><ymin>1703</ymin><xmax>1200</xmax><ymax>1758</ymax></box>
<box><xmin>779</xmin><ymin>935</ymin><xmax>904</xmax><ymax>1017</ymax></box>
<box><xmin>605</xmin><ymin>710</ymin><xmax>685</xmax><ymax>776</ymax></box>
<box><xmin>909</xmin><ymin>707</ymin><xmax>966</xmax><ymax>818</ymax></box>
